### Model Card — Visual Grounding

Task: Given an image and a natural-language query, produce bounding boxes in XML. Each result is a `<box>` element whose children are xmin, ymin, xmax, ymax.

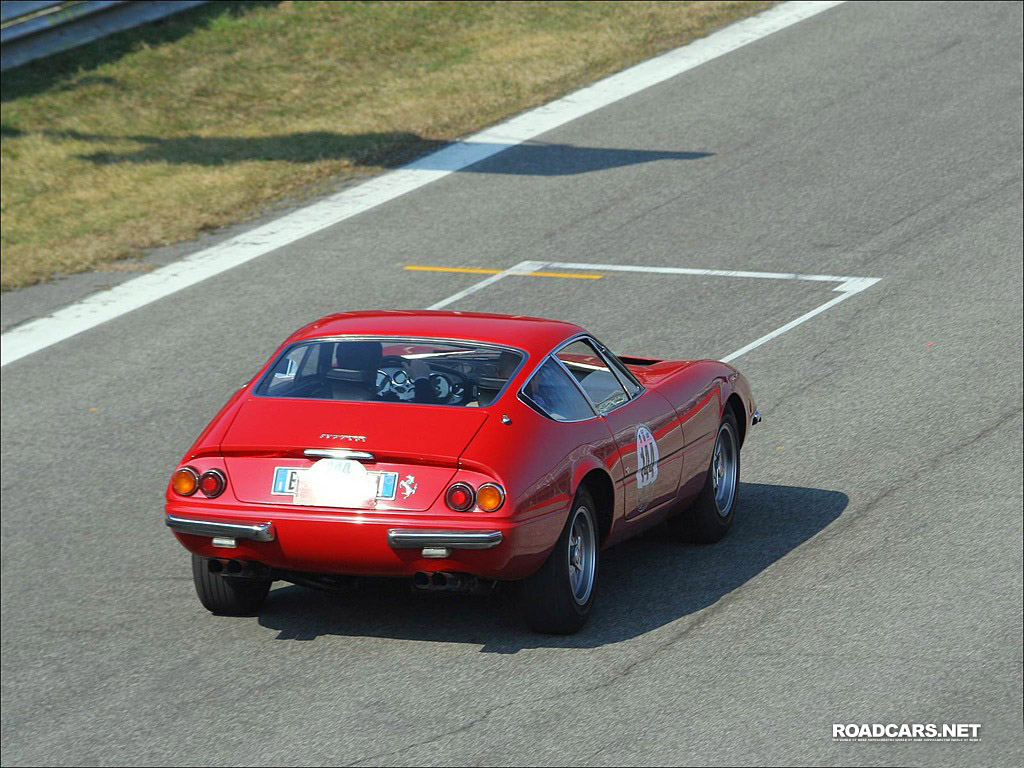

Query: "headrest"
<box><xmin>333</xmin><ymin>341</ymin><xmax>382</xmax><ymax>370</ymax></box>
<box><xmin>476</xmin><ymin>375</ymin><xmax>507</xmax><ymax>392</ymax></box>
<box><xmin>497</xmin><ymin>351</ymin><xmax>520</xmax><ymax>378</ymax></box>
<box><xmin>328</xmin><ymin>341</ymin><xmax>382</xmax><ymax>386</ymax></box>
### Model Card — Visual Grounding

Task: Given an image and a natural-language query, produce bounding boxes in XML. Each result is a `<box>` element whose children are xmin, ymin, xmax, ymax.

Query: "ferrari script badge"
<box><xmin>318</xmin><ymin>433</ymin><xmax>367</xmax><ymax>442</ymax></box>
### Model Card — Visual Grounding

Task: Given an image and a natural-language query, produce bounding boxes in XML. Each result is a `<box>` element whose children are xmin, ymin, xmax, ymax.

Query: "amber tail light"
<box><xmin>171</xmin><ymin>467</ymin><xmax>199</xmax><ymax>496</ymax></box>
<box><xmin>476</xmin><ymin>483</ymin><xmax>505</xmax><ymax>512</ymax></box>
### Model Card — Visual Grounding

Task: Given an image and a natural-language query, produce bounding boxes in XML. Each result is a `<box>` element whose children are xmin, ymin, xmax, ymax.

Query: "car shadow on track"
<box><xmin>10</xmin><ymin>127</ymin><xmax>711</xmax><ymax>176</ymax></box>
<box><xmin>256</xmin><ymin>482</ymin><xmax>847</xmax><ymax>652</ymax></box>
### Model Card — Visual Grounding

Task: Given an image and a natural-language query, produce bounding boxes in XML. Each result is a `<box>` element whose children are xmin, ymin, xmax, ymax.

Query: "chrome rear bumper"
<box><xmin>165</xmin><ymin>515</ymin><xmax>275</xmax><ymax>542</ymax></box>
<box><xmin>387</xmin><ymin>529</ymin><xmax>502</xmax><ymax>550</ymax></box>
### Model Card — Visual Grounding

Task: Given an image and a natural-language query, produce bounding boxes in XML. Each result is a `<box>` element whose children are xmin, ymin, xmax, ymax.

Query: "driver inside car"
<box><xmin>321</xmin><ymin>342</ymin><xmax>439</xmax><ymax>404</ymax></box>
<box><xmin>381</xmin><ymin>358</ymin><xmax>440</xmax><ymax>404</ymax></box>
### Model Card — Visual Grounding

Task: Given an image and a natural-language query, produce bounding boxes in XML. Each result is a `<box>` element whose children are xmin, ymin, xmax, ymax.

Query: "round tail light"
<box><xmin>476</xmin><ymin>483</ymin><xmax>505</xmax><ymax>512</ymax></box>
<box><xmin>445</xmin><ymin>482</ymin><xmax>475</xmax><ymax>512</ymax></box>
<box><xmin>171</xmin><ymin>467</ymin><xmax>199</xmax><ymax>496</ymax></box>
<box><xmin>199</xmin><ymin>469</ymin><xmax>227</xmax><ymax>498</ymax></box>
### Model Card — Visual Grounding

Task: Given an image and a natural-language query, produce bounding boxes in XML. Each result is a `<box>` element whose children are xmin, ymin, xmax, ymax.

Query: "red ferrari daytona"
<box><xmin>165</xmin><ymin>311</ymin><xmax>760</xmax><ymax>633</ymax></box>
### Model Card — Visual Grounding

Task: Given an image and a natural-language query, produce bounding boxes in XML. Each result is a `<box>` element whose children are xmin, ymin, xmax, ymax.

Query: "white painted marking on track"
<box><xmin>432</xmin><ymin>260</ymin><xmax>880</xmax><ymax>365</ymax></box>
<box><xmin>547</xmin><ymin>261</ymin><xmax>857</xmax><ymax>284</ymax></box>
<box><xmin>834</xmin><ymin>277</ymin><xmax>882</xmax><ymax>293</ymax></box>
<box><xmin>426</xmin><ymin>261</ymin><xmax>546</xmax><ymax>310</ymax></box>
<box><xmin>1</xmin><ymin>1</ymin><xmax>846</xmax><ymax>368</ymax></box>
<box><xmin>719</xmin><ymin>291</ymin><xmax>860</xmax><ymax>363</ymax></box>
<box><xmin>549</xmin><ymin>261</ymin><xmax>881</xmax><ymax>362</ymax></box>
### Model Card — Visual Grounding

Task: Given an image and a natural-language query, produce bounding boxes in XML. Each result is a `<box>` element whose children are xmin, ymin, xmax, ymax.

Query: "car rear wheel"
<box><xmin>668</xmin><ymin>410</ymin><xmax>740</xmax><ymax>544</ymax></box>
<box><xmin>518</xmin><ymin>488</ymin><xmax>599</xmax><ymax>634</ymax></box>
<box><xmin>191</xmin><ymin>554</ymin><xmax>271</xmax><ymax>616</ymax></box>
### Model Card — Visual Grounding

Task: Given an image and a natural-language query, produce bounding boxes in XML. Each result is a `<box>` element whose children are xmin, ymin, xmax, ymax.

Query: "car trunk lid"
<box><xmin>221</xmin><ymin>398</ymin><xmax>487</xmax><ymax>511</ymax></box>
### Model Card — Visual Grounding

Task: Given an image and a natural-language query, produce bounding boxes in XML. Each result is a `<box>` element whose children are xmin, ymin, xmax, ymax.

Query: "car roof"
<box><xmin>285</xmin><ymin>310</ymin><xmax>585</xmax><ymax>355</ymax></box>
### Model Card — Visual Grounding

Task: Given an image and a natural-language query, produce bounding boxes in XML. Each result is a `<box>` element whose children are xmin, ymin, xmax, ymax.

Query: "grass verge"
<box><xmin>0</xmin><ymin>0</ymin><xmax>770</xmax><ymax>291</ymax></box>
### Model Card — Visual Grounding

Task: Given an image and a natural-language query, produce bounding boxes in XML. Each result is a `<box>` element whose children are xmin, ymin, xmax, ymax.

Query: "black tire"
<box><xmin>191</xmin><ymin>555</ymin><xmax>271</xmax><ymax>616</ymax></box>
<box><xmin>668</xmin><ymin>410</ymin><xmax>741</xmax><ymax>544</ymax></box>
<box><xmin>518</xmin><ymin>487</ymin><xmax>599</xmax><ymax>634</ymax></box>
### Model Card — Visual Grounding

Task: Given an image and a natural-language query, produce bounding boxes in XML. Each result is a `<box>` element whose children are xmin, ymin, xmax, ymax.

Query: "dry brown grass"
<box><xmin>0</xmin><ymin>1</ymin><xmax>770</xmax><ymax>290</ymax></box>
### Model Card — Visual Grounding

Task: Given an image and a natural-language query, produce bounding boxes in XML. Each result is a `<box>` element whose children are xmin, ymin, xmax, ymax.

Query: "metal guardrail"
<box><xmin>1</xmin><ymin>0</ymin><xmax>207</xmax><ymax>72</ymax></box>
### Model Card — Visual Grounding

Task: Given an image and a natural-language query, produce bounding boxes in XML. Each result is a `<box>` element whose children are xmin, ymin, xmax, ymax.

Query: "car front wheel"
<box><xmin>518</xmin><ymin>488</ymin><xmax>599</xmax><ymax>634</ymax></box>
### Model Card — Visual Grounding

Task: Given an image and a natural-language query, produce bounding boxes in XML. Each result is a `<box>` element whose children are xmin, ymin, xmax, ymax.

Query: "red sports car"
<box><xmin>165</xmin><ymin>311</ymin><xmax>759</xmax><ymax>633</ymax></box>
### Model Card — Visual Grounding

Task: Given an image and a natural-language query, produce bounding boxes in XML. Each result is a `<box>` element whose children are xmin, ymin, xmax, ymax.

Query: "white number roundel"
<box><xmin>636</xmin><ymin>425</ymin><xmax>659</xmax><ymax>489</ymax></box>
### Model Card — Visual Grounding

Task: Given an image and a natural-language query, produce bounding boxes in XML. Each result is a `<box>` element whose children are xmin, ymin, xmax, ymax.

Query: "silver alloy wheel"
<box><xmin>711</xmin><ymin>422</ymin><xmax>738</xmax><ymax>517</ymax></box>
<box><xmin>567</xmin><ymin>505</ymin><xmax>597</xmax><ymax>605</ymax></box>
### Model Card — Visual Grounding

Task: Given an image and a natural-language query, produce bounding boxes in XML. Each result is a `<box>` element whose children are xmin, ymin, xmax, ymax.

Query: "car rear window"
<box><xmin>255</xmin><ymin>338</ymin><xmax>525</xmax><ymax>407</ymax></box>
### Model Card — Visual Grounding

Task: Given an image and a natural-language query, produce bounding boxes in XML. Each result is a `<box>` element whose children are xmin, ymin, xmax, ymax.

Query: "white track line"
<box><xmin>719</xmin><ymin>288</ymin><xmax>866</xmax><ymax>362</ymax></box>
<box><xmin>445</xmin><ymin>260</ymin><xmax>880</xmax><ymax>364</ymax></box>
<box><xmin>1</xmin><ymin>1</ymin><xmax>845</xmax><ymax>368</ymax></box>
<box><xmin>427</xmin><ymin>261</ymin><xmax>546</xmax><ymax>310</ymax></box>
<box><xmin>548</xmin><ymin>261</ymin><xmax>866</xmax><ymax>290</ymax></box>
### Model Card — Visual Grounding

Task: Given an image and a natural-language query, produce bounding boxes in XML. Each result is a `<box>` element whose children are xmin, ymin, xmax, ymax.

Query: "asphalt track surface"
<box><xmin>2</xmin><ymin>2</ymin><xmax>1022</xmax><ymax>765</ymax></box>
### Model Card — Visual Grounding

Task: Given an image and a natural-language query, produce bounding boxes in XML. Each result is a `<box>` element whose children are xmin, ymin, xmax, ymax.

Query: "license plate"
<box><xmin>272</xmin><ymin>467</ymin><xmax>397</xmax><ymax>500</ymax></box>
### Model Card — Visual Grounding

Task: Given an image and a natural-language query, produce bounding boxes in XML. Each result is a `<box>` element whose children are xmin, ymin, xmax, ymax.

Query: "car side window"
<box><xmin>555</xmin><ymin>340</ymin><xmax>629</xmax><ymax>414</ymax></box>
<box><xmin>592</xmin><ymin>338</ymin><xmax>642</xmax><ymax>397</ymax></box>
<box><xmin>521</xmin><ymin>358</ymin><xmax>595</xmax><ymax>421</ymax></box>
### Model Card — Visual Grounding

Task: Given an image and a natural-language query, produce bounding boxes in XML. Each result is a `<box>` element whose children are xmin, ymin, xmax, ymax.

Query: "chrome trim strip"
<box><xmin>285</xmin><ymin>334</ymin><xmax>527</xmax><ymax>355</ymax></box>
<box><xmin>165</xmin><ymin>515</ymin><xmax>275</xmax><ymax>542</ymax></box>
<box><xmin>387</xmin><ymin>529</ymin><xmax>503</xmax><ymax>550</ymax></box>
<box><xmin>304</xmin><ymin>449</ymin><xmax>376</xmax><ymax>461</ymax></box>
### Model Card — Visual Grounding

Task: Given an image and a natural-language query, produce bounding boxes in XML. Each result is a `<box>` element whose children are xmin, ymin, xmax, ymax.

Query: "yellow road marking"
<box><xmin>406</xmin><ymin>266</ymin><xmax>499</xmax><ymax>275</ymax></box>
<box><xmin>405</xmin><ymin>266</ymin><xmax>603</xmax><ymax>280</ymax></box>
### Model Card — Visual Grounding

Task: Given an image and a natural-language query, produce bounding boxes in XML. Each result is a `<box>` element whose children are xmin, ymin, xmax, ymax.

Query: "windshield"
<box><xmin>255</xmin><ymin>337</ymin><xmax>525</xmax><ymax>407</ymax></box>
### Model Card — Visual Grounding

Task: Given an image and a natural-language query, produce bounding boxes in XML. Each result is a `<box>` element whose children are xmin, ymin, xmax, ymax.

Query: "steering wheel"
<box><xmin>376</xmin><ymin>356</ymin><xmax>414</xmax><ymax>399</ymax></box>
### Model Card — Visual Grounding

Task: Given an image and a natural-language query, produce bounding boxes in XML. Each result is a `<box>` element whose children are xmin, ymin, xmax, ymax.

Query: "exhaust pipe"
<box><xmin>414</xmin><ymin>571</ymin><xmax>475</xmax><ymax>592</ymax></box>
<box><xmin>207</xmin><ymin>558</ymin><xmax>271</xmax><ymax>580</ymax></box>
<box><xmin>436</xmin><ymin>572</ymin><xmax>466</xmax><ymax>590</ymax></box>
